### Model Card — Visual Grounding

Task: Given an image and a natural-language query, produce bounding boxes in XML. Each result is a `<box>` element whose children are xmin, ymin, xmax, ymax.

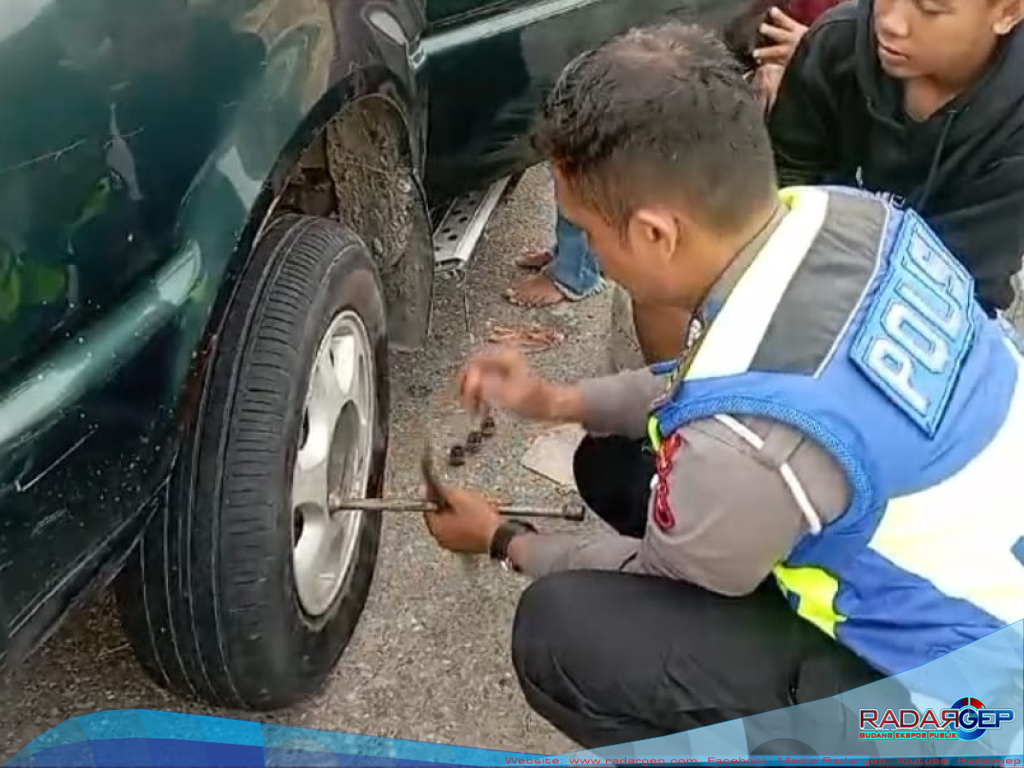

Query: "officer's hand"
<box><xmin>457</xmin><ymin>346</ymin><xmax>555</xmax><ymax>421</ymax></box>
<box><xmin>422</xmin><ymin>483</ymin><xmax>502</xmax><ymax>556</ymax></box>
<box><xmin>753</xmin><ymin>7</ymin><xmax>808</xmax><ymax>67</ymax></box>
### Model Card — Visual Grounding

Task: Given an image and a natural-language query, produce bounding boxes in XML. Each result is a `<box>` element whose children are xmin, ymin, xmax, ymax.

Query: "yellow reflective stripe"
<box><xmin>773</xmin><ymin>564</ymin><xmax>845</xmax><ymax>638</ymax></box>
<box><xmin>186</xmin><ymin>272</ymin><xmax>208</xmax><ymax>302</ymax></box>
<box><xmin>25</xmin><ymin>264</ymin><xmax>67</xmax><ymax>304</ymax></box>
<box><xmin>71</xmin><ymin>176</ymin><xmax>112</xmax><ymax>231</ymax></box>
<box><xmin>778</xmin><ymin>187</ymin><xmax>800</xmax><ymax>208</ymax></box>
<box><xmin>647</xmin><ymin>415</ymin><xmax>661</xmax><ymax>452</ymax></box>
<box><xmin>0</xmin><ymin>245</ymin><xmax>67</xmax><ymax>318</ymax></box>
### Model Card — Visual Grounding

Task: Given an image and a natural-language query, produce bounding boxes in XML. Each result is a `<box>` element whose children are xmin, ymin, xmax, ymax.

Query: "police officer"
<box><xmin>420</xmin><ymin>21</ymin><xmax>1024</xmax><ymax>750</ymax></box>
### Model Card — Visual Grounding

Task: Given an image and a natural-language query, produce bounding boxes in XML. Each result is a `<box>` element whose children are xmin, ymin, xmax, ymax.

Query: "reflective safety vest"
<box><xmin>0</xmin><ymin>172</ymin><xmax>117</xmax><ymax>323</ymax></box>
<box><xmin>0</xmin><ymin>243</ymin><xmax>68</xmax><ymax>323</ymax></box>
<box><xmin>648</xmin><ymin>187</ymin><xmax>1024</xmax><ymax>690</ymax></box>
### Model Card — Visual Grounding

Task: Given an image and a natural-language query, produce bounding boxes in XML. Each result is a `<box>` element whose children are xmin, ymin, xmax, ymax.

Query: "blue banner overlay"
<box><xmin>7</xmin><ymin>621</ymin><xmax>1022</xmax><ymax>767</ymax></box>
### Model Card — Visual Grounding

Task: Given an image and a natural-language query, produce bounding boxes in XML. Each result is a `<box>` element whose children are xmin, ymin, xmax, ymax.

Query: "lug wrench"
<box><xmin>328</xmin><ymin>494</ymin><xmax>587</xmax><ymax>522</ymax></box>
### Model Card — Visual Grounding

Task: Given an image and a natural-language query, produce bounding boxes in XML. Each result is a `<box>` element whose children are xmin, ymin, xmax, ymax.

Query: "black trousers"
<box><xmin>510</xmin><ymin>435</ymin><xmax>889</xmax><ymax>751</ymax></box>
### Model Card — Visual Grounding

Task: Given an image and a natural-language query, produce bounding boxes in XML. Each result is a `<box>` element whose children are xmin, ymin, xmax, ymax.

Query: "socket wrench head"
<box><xmin>561</xmin><ymin>500</ymin><xmax>587</xmax><ymax>522</ymax></box>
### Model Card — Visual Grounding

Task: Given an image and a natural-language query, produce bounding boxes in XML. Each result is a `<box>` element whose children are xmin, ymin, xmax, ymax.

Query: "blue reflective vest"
<box><xmin>648</xmin><ymin>187</ymin><xmax>1024</xmax><ymax>690</ymax></box>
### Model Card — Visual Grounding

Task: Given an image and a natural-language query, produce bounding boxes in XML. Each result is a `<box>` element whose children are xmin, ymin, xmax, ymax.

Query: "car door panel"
<box><xmin>426</xmin><ymin>0</ymin><xmax>513</xmax><ymax>25</ymax></box>
<box><xmin>0</xmin><ymin>0</ymin><xmax>265</xmax><ymax>629</ymax></box>
<box><xmin>421</xmin><ymin>0</ymin><xmax>752</xmax><ymax>202</ymax></box>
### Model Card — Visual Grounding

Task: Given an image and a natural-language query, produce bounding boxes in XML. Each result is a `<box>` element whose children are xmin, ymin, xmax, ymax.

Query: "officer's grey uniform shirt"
<box><xmin>517</xmin><ymin>207</ymin><xmax>851</xmax><ymax>596</ymax></box>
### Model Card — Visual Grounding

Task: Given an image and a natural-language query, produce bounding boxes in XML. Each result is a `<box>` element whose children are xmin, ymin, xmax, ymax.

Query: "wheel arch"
<box><xmin>170</xmin><ymin>81</ymin><xmax>433</xmax><ymax>442</ymax></box>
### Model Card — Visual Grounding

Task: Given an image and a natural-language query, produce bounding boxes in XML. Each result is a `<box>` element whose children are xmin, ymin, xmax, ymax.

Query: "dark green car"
<box><xmin>0</xmin><ymin>0</ymin><xmax>750</xmax><ymax>710</ymax></box>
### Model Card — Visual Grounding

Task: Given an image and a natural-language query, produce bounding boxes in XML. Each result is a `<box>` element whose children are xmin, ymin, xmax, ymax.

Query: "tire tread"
<box><xmin>114</xmin><ymin>215</ymin><xmax>388</xmax><ymax>709</ymax></box>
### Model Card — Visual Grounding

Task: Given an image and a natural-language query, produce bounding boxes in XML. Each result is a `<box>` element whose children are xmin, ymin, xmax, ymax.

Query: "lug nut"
<box><xmin>466</xmin><ymin>430</ymin><xmax>483</xmax><ymax>454</ymax></box>
<box><xmin>448</xmin><ymin>444</ymin><xmax>466</xmax><ymax>467</ymax></box>
<box><xmin>480</xmin><ymin>416</ymin><xmax>496</xmax><ymax>438</ymax></box>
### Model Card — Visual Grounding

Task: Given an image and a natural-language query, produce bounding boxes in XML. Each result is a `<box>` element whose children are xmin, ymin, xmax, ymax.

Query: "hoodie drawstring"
<box><xmin>913</xmin><ymin>111</ymin><xmax>957</xmax><ymax>212</ymax></box>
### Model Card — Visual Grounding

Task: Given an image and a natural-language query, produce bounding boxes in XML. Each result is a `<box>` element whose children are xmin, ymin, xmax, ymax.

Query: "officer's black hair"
<box><xmin>532</xmin><ymin>21</ymin><xmax>777</xmax><ymax>234</ymax></box>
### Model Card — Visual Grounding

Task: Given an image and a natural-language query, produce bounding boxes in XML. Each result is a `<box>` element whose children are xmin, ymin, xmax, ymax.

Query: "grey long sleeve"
<box><xmin>576</xmin><ymin>367</ymin><xmax>666</xmax><ymax>438</ymax></box>
<box><xmin>515</xmin><ymin>411</ymin><xmax>850</xmax><ymax>597</ymax></box>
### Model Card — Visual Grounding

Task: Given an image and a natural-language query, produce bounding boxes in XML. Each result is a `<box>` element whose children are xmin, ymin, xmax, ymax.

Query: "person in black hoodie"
<box><xmin>768</xmin><ymin>0</ymin><xmax>1024</xmax><ymax>315</ymax></box>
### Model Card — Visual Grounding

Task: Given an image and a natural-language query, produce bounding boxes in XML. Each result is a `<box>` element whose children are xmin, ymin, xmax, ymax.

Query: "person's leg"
<box><xmin>572</xmin><ymin>434</ymin><xmax>654</xmax><ymax>538</ymax></box>
<box><xmin>543</xmin><ymin>213</ymin><xmax>603</xmax><ymax>295</ymax></box>
<box><xmin>515</xmin><ymin>247</ymin><xmax>554</xmax><ymax>270</ymax></box>
<box><xmin>506</xmin><ymin>212</ymin><xmax>604</xmax><ymax>308</ymax></box>
<box><xmin>514</xmin><ymin>167</ymin><xmax>559</xmax><ymax>271</ymax></box>
<box><xmin>511</xmin><ymin>570</ymin><xmax>886</xmax><ymax>750</ymax></box>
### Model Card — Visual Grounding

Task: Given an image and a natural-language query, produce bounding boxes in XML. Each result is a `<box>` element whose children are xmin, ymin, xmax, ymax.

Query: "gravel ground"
<box><xmin>0</xmin><ymin>167</ymin><xmax>609</xmax><ymax>761</ymax></box>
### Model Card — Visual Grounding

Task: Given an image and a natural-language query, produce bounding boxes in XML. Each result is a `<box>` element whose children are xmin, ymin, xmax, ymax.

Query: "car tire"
<box><xmin>114</xmin><ymin>214</ymin><xmax>389</xmax><ymax>710</ymax></box>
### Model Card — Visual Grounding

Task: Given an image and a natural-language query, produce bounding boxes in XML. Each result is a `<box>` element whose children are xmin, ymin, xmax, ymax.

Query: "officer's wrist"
<box><xmin>506</xmin><ymin>531</ymin><xmax>538</xmax><ymax>570</ymax></box>
<box><xmin>488</xmin><ymin>520</ymin><xmax>538</xmax><ymax>572</ymax></box>
<box><xmin>541</xmin><ymin>382</ymin><xmax>586</xmax><ymax>423</ymax></box>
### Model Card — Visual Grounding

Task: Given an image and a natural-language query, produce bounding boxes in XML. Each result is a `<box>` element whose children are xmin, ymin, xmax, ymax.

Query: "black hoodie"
<box><xmin>767</xmin><ymin>0</ymin><xmax>1024</xmax><ymax>313</ymax></box>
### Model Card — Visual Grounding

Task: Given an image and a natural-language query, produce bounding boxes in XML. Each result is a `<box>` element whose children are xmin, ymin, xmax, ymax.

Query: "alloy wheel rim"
<box><xmin>291</xmin><ymin>310</ymin><xmax>375</xmax><ymax>618</ymax></box>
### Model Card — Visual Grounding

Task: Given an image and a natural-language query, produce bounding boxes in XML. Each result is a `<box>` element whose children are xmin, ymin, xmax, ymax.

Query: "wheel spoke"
<box><xmin>355</xmin><ymin>352</ymin><xmax>371</xmax><ymax>431</ymax></box>
<box><xmin>328</xmin><ymin>509</ymin><xmax>360</xmax><ymax>546</ymax></box>
<box><xmin>328</xmin><ymin>333</ymin><xmax>359</xmax><ymax>404</ymax></box>
<box><xmin>292</xmin><ymin>450</ymin><xmax>329</xmax><ymax>511</ymax></box>
<box><xmin>293</xmin><ymin>507</ymin><xmax>330</xmax><ymax>599</ymax></box>
<box><xmin>308</xmin><ymin>347</ymin><xmax>345</xmax><ymax>431</ymax></box>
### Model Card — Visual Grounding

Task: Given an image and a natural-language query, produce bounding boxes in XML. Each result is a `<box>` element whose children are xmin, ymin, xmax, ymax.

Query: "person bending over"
<box><xmin>418</xmin><ymin>20</ymin><xmax>1024</xmax><ymax>751</ymax></box>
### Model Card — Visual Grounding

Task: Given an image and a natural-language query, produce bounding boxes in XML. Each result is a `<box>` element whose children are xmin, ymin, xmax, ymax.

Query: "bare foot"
<box><xmin>514</xmin><ymin>249</ymin><xmax>554</xmax><ymax>270</ymax></box>
<box><xmin>504</xmin><ymin>273</ymin><xmax>566</xmax><ymax>308</ymax></box>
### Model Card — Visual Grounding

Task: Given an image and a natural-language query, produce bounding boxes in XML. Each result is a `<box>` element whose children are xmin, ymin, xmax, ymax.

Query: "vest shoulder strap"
<box><xmin>685</xmin><ymin>187</ymin><xmax>892</xmax><ymax>384</ymax></box>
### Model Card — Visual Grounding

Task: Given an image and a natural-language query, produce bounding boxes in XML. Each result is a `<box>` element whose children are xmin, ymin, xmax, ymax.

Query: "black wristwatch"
<box><xmin>489</xmin><ymin>519</ymin><xmax>537</xmax><ymax>571</ymax></box>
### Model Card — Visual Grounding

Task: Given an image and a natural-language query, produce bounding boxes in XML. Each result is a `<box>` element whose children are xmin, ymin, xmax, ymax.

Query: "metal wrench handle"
<box><xmin>328</xmin><ymin>495</ymin><xmax>587</xmax><ymax>521</ymax></box>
